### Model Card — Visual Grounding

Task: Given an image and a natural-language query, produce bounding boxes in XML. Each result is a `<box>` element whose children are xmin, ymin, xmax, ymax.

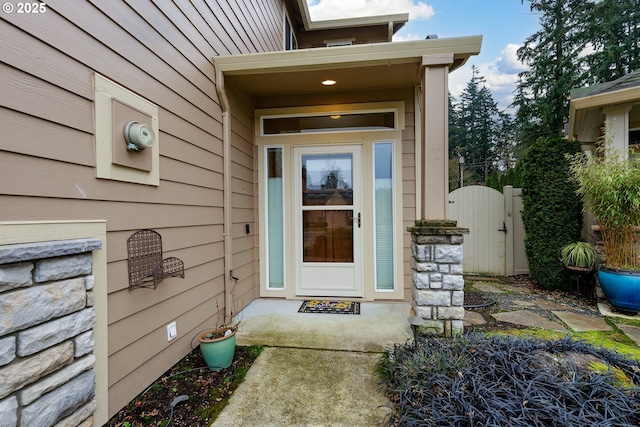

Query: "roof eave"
<box><xmin>571</xmin><ymin>86</ymin><xmax>640</xmax><ymax>111</ymax></box>
<box><xmin>214</xmin><ymin>36</ymin><xmax>483</xmax><ymax>75</ymax></box>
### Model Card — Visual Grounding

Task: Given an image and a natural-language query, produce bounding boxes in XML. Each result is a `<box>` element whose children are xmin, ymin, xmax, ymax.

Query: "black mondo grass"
<box><xmin>380</xmin><ymin>334</ymin><xmax>640</xmax><ymax>427</ymax></box>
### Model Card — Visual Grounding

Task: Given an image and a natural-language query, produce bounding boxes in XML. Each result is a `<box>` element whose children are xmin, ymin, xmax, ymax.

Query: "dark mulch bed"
<box><xmin>105</xmin><ymin>346</ymin><xmax>262</xmax><ymax>427</ymax></box>
<box><xmin>381</xmin><ymin>334</ymin><xmax>640</xmax><ymax>426</ymax></box>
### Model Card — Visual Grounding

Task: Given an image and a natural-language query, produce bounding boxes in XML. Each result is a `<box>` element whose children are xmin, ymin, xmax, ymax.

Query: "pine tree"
<box><xmin>456</xmin><ymin>66</ymin><xmax>501</xmax><ymax>184</ymax></box>
<box><xmin>583</xmin><ymin>0</ymin><xmax>640</xmax><ymax>83</ymax></box>
<box><xmin>515</xmin><ymin>0</ymin><xmax>640</xmax><ymax>146</ymax></box>
<box><xmin>514</xmin><ymin>0</ymin><xmax>589</xmax><ymax>146</ymax></box>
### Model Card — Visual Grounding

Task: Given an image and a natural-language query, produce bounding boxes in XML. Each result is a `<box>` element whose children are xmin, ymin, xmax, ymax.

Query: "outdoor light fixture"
<box><xmin>322</xmin><ymin>79</ymin><xmax>336</xmax><ymax>86</ymax></box>
<box><xmin>124</xmin><ymin>121</ymin><xmax>155</xmax><ymax>151</ymax></box>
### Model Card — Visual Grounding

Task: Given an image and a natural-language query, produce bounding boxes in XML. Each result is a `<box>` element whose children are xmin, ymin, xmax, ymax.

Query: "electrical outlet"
<box><xmin>167</xmin><ymin>322</ymin><xmax>177</xmax><ymax>341</ymax></box>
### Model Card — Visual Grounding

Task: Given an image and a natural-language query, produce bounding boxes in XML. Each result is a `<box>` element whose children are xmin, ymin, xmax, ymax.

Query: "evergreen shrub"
<box><xmin>521</xmin><ymin>137</ymin><xmax>583</xmax><ymax>290</ymax></box>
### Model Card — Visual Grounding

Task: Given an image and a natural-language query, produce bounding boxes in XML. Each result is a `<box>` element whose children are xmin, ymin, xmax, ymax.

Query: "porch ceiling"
<box><xmin>214</xmin><ymin>36</ymin><xmax>482</xmax><ymax>98</ymax></box>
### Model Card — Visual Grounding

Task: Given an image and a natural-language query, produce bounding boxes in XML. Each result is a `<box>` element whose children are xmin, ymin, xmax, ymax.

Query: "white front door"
<box><xmin>293</xmin><ymin>145</ymin><xmax>363</xmax><ymax>297</ymax></box>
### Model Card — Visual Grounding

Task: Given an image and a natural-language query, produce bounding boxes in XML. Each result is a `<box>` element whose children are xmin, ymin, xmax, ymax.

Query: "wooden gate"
<box><xmin>448</xmin><ymin>185</ymin><xmax>528</xmax><ymax>276</ymax></box>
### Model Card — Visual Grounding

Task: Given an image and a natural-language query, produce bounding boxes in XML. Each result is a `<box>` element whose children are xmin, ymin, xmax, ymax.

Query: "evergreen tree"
<box><xmin>514</xmin><ymin>0</ymin><xmax>588</xmax><ymax>146</ymax></box>
<box><xmin>493</xmin><ymin>112</ymin><xmax>519</xmax><ymax>171</ymax></box>
<box><xmin>515</xmin><ymin>0</ymin><xmax>640</xmax><ymax>147</ymax></box>
<box><xmin>448</xmin><ymin>91</ymin><xmax>464</xmax><ymax>159</ymax></box>
<box><xmin>455</xmin><ymin>66</ymin><xmax>501</xmax><ymax>184</ymax></box>
<box><xmin>583</xmin><ymin>0</ymin><xmax>640</xmax><ymax>83</ymax></box>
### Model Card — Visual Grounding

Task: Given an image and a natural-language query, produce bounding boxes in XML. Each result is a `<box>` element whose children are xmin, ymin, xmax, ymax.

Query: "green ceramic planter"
<box><xmin>198</xmin><ymin>328</ymin><xmax>237</xmax><ymax>371</ymax></box>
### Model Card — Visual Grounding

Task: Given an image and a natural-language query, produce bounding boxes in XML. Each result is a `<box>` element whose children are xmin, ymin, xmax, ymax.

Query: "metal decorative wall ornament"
<box><xmin>127</xmin><ymin>229</ymin><xmax>184</xmax><ymax>290</ymax></box>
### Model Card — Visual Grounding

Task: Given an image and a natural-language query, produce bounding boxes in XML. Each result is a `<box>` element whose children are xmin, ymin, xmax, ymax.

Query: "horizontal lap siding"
<box><xmin>229</xmin><ymin>86</ymin><xmax>259</xmax><ymax>313</ymax></box>
<box><xmin>402</xmin><ymin>104</ymin><xmax>416</xmax><ymax>301</ymax></box>
<box><xmin>0</xmin><ymin>0</ymin><xmax>283</xmax><ymax>418</ymax></box>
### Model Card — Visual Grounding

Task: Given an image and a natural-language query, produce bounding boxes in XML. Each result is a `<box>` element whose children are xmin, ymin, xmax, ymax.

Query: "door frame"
<box><xmin>256</xmin><ymin>102</ymin><xmax>406</xmax><ymax>301</ymax></box>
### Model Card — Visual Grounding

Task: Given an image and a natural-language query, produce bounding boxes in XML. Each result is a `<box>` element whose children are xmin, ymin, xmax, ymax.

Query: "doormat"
<box><xmin>298</xmin><ymin>300</ymin><xmax>360</xmax><ymax>315</ymax></box>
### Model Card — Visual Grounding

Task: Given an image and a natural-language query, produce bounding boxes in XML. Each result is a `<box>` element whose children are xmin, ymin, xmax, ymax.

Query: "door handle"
<box><xmin>350</xmin><ymin>212</ymin><xmax>361</xmax><ymax>228</ymax></box>
<box><xmin>498</xmin><ymin>221</ymin><xmax>508</xmax><ymax>233</ymax></box>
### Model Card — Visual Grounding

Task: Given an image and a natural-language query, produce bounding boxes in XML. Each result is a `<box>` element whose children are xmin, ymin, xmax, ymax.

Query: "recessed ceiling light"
<box><xmin>322</xmin><ymin>79</ymin><xmax>336</xmax><ymax>86</ymax></box>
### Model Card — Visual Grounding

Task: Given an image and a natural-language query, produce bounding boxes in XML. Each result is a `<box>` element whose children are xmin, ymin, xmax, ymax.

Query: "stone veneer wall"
<box><xmin>408</xmin><ymin>220</ymin><xmax>469</xmax><ymax>336</ymax></box>
<box><xmin>0</xmin><ymin>238</ymin><xmax>102</xmax><ymax>427</ymax></box>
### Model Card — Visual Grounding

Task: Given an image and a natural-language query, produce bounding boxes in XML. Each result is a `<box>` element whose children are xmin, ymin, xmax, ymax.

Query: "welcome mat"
<box><xmin>298</xmin><ymin>300</ymin><xmax>360</xmax><ymax>315</ymax></box>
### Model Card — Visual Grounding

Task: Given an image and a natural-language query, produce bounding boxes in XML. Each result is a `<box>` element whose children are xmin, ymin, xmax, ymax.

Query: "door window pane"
<box><xmin>266</xmin><ymin>147</ymin><xmax>284</xmax><ymax>289</ymax></box>
<box><xmin>374</xmin><ymin>142</ymin><xmax>394</xmax><ymax>290</ymax></box>
<box><xmin>303</xmin><ymin>210</ymin><xmax>353</xmax><ymax>262</ymax></box>
<box><xmin>302</xmin><ymin>154</ymin><xmax>353</xmax><ymax>206</ymax></box>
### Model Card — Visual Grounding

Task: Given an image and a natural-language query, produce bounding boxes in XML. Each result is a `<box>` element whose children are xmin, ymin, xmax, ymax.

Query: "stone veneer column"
<box><xmin>0</xmin><ymin>238</ymin><xmax>101</xmax><ymax>427</ymax></box>
<box><xmin>407</xmin><ymin>219</ymin><xmax>469</xmax><ymax>336</ymax></box>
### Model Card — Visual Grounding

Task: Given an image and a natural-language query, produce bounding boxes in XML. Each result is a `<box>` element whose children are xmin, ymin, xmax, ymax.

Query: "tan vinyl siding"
<box><xmin>229</xmin><ymin>85</ymin><xmax>259</xmax><ymax>313</ymax></box>
<box><xmin>0</xmin><ymin>0</ymin><xmax>283</xmax><ymax>418</ymax></box>
<box><xmin>402</xmin><ymin>103</ymin><xmax>417</xmax><ymax>301</ymax></box>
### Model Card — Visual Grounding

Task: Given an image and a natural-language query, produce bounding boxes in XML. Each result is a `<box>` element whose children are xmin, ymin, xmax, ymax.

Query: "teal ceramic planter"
<box><xmin>597</xmin><ymin>267</ymin><xmax>640</xmax><ymax>314</ymax></box>
<box><xmin>198</xmin><ymin>328</ymin><xmax>237</xmax><ymax>371</ymax></box>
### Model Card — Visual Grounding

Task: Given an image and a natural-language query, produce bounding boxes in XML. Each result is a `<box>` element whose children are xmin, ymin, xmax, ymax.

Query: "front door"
<box><xmin>294</xmin><ymin>145</ymin><xmax>363</xmax><ymax>297</ymax></box>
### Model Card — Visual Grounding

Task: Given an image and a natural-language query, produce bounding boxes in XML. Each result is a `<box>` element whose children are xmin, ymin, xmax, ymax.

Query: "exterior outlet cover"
<box><xmin>167</xmin><ymin>322</ymin><xmax>177</xmax><ymax>341</ymax></box>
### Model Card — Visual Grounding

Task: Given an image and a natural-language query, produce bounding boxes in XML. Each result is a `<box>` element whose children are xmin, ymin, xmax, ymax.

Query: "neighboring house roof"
<box><xmin>568</xmin><ymin>69</ymin><xmax>640</xmax><ymax>140</ymax></box>
<box><xmin>571</xmin><ymin>69</ymin><xmax>640</xmax><ymax>100</ymax></box>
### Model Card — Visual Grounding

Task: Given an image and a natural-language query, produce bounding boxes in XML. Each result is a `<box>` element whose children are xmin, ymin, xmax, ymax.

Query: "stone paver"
<box><xmin>597</xmin><ymin>302</ymin><xmax>640</xmax><ymax>320</ymax></box>
<box><xmin>463</xmin><ymin>311</ymin><xmax>486</xmax><ymax>326</ymax></box>
<box><xmin>499</xmin><ymin>284</ymin><xmax>534</xmax><ymax>294</ymax></box>
<box><xmin>492</xmin><ymin>310</ymin><xmax>568</xmax><ymax>333</ymax></box>
<box><xmin>551</xmin><ymin>311</ymin><xmax>611</xmax><ymax>332</ymax></box>
<box><xmin>618</xmin><ymin>324</ymin><xmax>640</xmax><ymax>347</ymax></box>
<box><xmin>472</xmin><ymin>282</ymin><xmax>505</xmax><ymax>293</ymax></box>
<box><xmin>512</xmin><ymin>300</ymin><xmax>536</xmax><ymax>307</ymax></box>
<box><xmin>534</xmin><ymin>299</ymin><xmax>568</xmax><ymax>311</ymax></box>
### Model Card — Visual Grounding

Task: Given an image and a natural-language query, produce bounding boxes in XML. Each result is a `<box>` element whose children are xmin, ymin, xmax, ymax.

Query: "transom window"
<box><xmin>262</xmin><ymin>111</ymin><xmax>396</xmax><ymax>135</ymax></box>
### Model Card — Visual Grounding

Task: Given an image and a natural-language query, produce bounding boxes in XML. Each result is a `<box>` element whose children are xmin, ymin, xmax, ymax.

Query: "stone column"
<box><xmin>407</xmin><ymin>219</ymin><xmax>469</xmax><ymax>336</ymax></box>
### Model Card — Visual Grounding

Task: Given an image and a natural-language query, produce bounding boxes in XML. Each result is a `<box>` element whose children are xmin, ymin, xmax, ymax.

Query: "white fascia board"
<box><xmin>214</xmin><ymin>36</ymin><xmax>482</xmax><ymax>75</ymax></box>
<box><xmin>571</xmin><ymin>87</ymin><xmax>640</xmax><ymax>111</ymax></box>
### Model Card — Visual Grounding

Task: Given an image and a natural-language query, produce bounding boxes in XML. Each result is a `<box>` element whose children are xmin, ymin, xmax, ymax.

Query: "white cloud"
<box><xmin>307</xmin><ymin>0</ymin><xmax>435</xmax><ymax>21</ymax></box>
<box><xmin>450</xmin><ymin>44</ymin><xmax>528</xmax><ymax>112</ymax></box>
<box><xmin>495</xmin><ymin>44</ymin><xmax>527</xmax><ymax>74</ymax></box>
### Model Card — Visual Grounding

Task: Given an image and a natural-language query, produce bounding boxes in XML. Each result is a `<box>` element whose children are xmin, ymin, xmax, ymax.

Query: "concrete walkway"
<box><xmin>214</xmin><ymin>289</ymin><xmax>639</xmax><ymax>426</ymax></box>
<box><xmin>212</xmin><ymin>300</ymin><xmax>411</xmax><ymax>426</ymax></box>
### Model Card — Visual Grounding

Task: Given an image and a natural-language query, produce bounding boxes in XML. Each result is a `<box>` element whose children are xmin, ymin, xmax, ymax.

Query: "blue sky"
<box><xmin>306</xmin><ymin>0</ymin><xmax>541</xmax><ymax>111</ymax></box>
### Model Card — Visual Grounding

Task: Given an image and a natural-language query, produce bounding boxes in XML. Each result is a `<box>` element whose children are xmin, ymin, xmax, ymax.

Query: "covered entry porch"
<box><xmin>214</xmin><ymin>36</ymin><xmax>482</xmax><ymax>302</ymax></box>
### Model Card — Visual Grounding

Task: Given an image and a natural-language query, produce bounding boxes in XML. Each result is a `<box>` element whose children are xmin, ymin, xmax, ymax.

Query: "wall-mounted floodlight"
<box><xmin>124</xmin><ymin>121</ymin><xmax>155</xmax><ymax>151</ymax></box>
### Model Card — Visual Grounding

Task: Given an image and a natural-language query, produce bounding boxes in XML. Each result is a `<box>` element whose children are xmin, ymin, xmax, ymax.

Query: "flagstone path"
<box><xmin>463</xmin><ymin>281</ymin><xmax>621</xmax><ymax>335</ymax></box>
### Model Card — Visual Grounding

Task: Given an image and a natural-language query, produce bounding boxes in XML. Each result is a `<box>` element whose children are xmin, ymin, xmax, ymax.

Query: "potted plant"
<box><xmin>560</xmin><ymin>241</ymin><xmax>599</xmax><ymax>271</ymax></box>
<box><xmin>567</xmin><ymin>138</ymin><xmax>640</xmax><ymax>313</ymax></box>
<box><xmin>197</xmin><ymin>325</ymin><xmax>237</xmax><ymax>371</ymax></box>
<box><xmin>560</xmin><ymin>241</ymin><xmax>599</xmax><ymax>297</ymax></box>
